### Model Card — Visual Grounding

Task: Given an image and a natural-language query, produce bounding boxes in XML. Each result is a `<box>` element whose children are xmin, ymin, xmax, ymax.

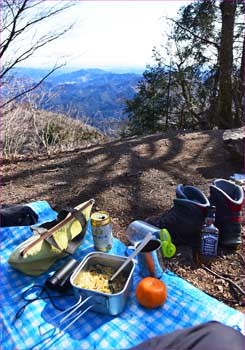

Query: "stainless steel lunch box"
<box><xmin>70</xmin><ymin>252</ymin><xmax>135</xmax><ymax>315</ymax></box>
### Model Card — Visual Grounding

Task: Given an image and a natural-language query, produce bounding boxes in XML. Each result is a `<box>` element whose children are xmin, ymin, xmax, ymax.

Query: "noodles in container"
<box><xmin>73</xmin><ymin>264</ymin><xmax>126</xmax><ymax>294</ymax></box>
<box><xmin>70</xmin><ymin>252</ymin><xmax>136</xmax><ymax>315</ymax></box>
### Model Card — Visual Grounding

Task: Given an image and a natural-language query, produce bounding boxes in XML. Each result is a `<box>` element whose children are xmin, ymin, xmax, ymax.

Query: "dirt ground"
<box><xmin>2</xmin><ymin>129</ymin><xmax>244</xmax><ymax>313</ymax></box>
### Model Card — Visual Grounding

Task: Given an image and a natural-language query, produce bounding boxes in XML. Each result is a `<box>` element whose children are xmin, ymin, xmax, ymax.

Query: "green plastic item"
<box><xmin>159</xmin><ymin>228</ymin><xmax>176</xmax><ymax>258</ymax></box>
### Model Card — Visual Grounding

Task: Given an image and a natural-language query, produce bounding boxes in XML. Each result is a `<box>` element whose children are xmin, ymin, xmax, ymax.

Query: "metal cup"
<box><xmin>136</xmin><ymin>239</ymin><xmax>163</xmax><ymax>278</ymax></box>
<box><xmin>125</xmin><ymin>220</ymin><xmax>160</xmax><ymax>244</ymax></box>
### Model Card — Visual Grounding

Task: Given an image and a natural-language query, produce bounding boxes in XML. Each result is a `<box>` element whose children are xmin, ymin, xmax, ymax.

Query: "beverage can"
<box><xmin>91</xmin><ymin>211</ymin><xmax>113</xmax><ymax>252</ymax></box>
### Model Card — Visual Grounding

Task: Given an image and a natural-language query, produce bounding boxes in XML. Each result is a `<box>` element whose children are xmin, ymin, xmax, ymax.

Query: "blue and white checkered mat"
<box><xmin>1</xmin><ymin>201</ymin><xmax>244</xmax><ymax>350</ymax></box>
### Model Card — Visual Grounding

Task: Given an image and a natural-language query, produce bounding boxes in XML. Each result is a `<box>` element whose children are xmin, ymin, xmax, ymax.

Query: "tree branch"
<box><xmin>0</xmin><ymin>23</ymin><xmax>72</xmax><ymax>80</ymax></box>
<box><xmin>1</xmin><ymin>2</ymin><xmax>74</xmax><ymax>54</ymax></box>
<box><xmin>202</xmin><ymin>265</ymin><xmax>245</xmax><ymax>296</ymax></box>
<box><xmin>167</xmin><ymin>17</ymin><xmax>220</xmax><ymax>51</ymax></box>
<box><xmin>0</xmin><ymin>0</ymin><xmax>29</xmax><ymax>57</ymax></box>
<box><xmin>0</xmin><ymin>63</ymin><xmax>64</xmax><ymax>108</ymax></box>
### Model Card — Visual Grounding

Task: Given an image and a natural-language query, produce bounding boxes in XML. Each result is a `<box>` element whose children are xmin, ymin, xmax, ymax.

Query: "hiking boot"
<box><xmin>146</xmin><ymin>185</ymin><xmax>210</xmax><ymax>246</ymax></box>
<box><xmin>210</xmin><ymin>179</ymin><xmax>244</xmax><ymax>248</ymax></box>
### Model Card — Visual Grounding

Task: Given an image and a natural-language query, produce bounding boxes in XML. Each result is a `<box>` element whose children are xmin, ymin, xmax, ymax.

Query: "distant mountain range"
<box><xmin>8</xmin><ymin>67</ymin><xmax>142</xmax><ymax>134</ymax></box>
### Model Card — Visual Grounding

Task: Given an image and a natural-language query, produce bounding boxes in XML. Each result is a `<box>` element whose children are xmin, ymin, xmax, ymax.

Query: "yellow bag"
<box><xmin>8</xmin><ymin>199</ymin><xmax>94</xmax><ymax>276</ymax></box>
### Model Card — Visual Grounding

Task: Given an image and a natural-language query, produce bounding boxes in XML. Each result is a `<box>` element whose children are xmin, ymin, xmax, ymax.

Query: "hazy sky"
<box><xmin>19</xmin><ymin>0</ymin><xmax>189</xmax><ymax>71</ymax></box>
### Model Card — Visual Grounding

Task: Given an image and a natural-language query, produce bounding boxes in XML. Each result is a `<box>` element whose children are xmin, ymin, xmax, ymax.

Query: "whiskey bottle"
<box><xmin>195</xmin><ymin>206</ymin><xmax>219</xmax><ymax>266</ymax></box>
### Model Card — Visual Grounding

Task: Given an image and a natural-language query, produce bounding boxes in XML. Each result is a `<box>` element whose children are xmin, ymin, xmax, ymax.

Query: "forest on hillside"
<box><xmin>124</xmin><ymin>1</ymin><xmax>244</xmax><ymax>136</ymax></box>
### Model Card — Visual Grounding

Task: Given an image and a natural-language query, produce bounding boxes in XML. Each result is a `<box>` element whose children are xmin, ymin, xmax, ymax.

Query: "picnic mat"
<box><xmin>1</xmin><ymin>201</ymin><xmax>244</xmax><ymax>350</ymax></box>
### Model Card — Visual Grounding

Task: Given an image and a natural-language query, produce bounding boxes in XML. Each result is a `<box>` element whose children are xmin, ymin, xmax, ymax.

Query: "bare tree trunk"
<box><xmin>165</xmin><ymin>58</ymin><xmax>172</xmax><ymax>130</ymax></box>
<box><xmin>239</xmin><ymin>38</ymin><xmax>244</xmax><ymax>96</ymax></box>
<box><xmin>207</xmin><ymin>69</ymin><xmax>219</xmax><ymax>127</ymax></box>
<box><xmin>237</xmin><ymin>37</ymin><xmax>245</xmax><ymax>122</ymax></box>
<box><xmin>217</xmin><ymin>0</ymin><xmax>236</xmax><ymax>129</ymax></box>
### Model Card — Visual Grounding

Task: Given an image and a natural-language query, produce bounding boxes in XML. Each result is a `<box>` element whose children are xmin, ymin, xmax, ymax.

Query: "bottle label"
<box><xmin>200</xmin><ymin>233</ymin><xmax>218</xmax><ymax>257</ymax></box>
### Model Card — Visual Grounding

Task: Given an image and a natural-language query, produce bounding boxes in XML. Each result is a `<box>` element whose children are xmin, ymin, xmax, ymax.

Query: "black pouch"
<box><xmin>0</xmin><ymin>205</ymin><xmax>38</xmax><ymax>227</ymax></box>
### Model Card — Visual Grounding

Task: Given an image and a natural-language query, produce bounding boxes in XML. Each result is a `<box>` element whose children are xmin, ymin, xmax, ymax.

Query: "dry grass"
<box><xmin>3</xmin><ymin>102</ymin><xmax>105</xmax><ymax>158</ymax></box>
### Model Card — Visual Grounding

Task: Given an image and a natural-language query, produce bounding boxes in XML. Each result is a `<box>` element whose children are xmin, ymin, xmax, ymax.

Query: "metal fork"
<box><xmin>39</xmin><ymin>295</ymin><xmax>94</xmax><ymax>335</ymax></box>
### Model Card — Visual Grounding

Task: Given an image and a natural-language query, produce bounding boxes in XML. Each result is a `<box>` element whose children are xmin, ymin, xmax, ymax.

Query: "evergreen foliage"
<box><xmin>125</xmin><ymin>0</ymin><xmax>244</xmax><ymax>136</ymax></box>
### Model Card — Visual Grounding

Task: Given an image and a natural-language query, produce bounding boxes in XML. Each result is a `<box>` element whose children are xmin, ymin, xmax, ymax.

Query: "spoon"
<box><xmin>109</xmin><ymin>232</ymin><xmax>152</xmax><ymax>284</ymax></box>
